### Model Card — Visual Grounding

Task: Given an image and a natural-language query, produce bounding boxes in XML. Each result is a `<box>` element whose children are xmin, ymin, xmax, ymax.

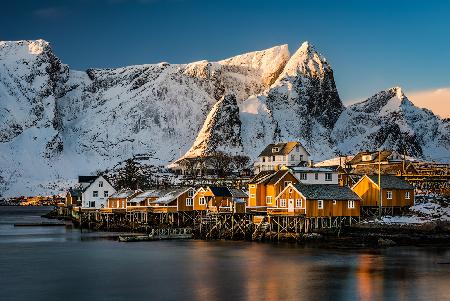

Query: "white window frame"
<box><xmin>266</xmin><ymin>196</ymin><xmax>272</xmax><ymax>204</ymax></box>
<box><xmin>325</xmin><ymin>173</ymin><xmax>332</xmax><ymax>181</ymax></box>
<box><xmin>280</xmin><ymin>199</ymin><xmax>286</xmax><ymax>207</ymax></box>
<box><xmin>296</xmin><ymin>199</ymin><xmax>302</xmax><ymax>208</ymax></box>
<box><xmin>199</xmin><ymin>197</ymin><xmax>206</xmax><ymax>205</ymax></box>
<box><xmin>318</xmin><ymin>200</ymin><xmax>323</xmax><ymax>209</ymax></box>
<box><xmin>98</xmin><ymin>181</ymin><xmax>103</xmax><ymax>188</ymax></box>
<box><xmin>188</xmin><ymin>190</ymin><xmax>194</xmax><ymax>197</ymax></box>
<box><xmin>186</xmin><ymin>198</ymin><xmax>193</xmax><ymax>206</ymax></box>
<box><xmin>405</xmin><ymin>191</ymin><xmax>410</xmax><ymax>199</ymax></box>
<box><xmin>93</xmin><ymin>191</ymin><xmax>98</xmax><ymax>197</ymax></box>
<box><xmin>387</xmin><ymin>191</ymin><xmax>392</xmax><ymax>199</ymax></box>
<box><xmin>300</xmin><ymin>173</ymin><xmax>307</xmax><ymax>180</ymax></box>
<box><xmin>272</xmin><ymin>147</ymin><xmax>279</xmax><ymax>153</ymax></box>
<box><xmin>104</xmin><ymin>191</ymin><xmax>109</xmax><ymax>197</ymax></box>
<box><xmin>315</xmin><ymin>173</ymin><xmax>319</xmax><ymax>180</ymax></box>
<box><xmin>348</xmin><ymin>200</ymin><xmax>355</xmax><ymax>209</ymax></box>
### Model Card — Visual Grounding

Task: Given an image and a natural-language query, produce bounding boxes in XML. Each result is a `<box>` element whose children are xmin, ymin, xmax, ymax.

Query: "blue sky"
<box><xmin>1</xmin><ymin>0</ymin><xmax>449</xmax><ymax>106</ymax></box>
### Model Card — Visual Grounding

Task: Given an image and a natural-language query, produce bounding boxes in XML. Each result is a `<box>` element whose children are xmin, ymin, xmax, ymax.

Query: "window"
<box><xmin>272</xmin><ymin>156</ymin><xmax>276</xmax><ymax>162</ymax></box>
<box><xmin>93</xmin><ymin>191</ymin><xmax>98</xmax><ymax>197</ymax></box>
<box><xmin>325</xmin><ymin>173</ymin><xmax>332</xmax><ymax>181</ymax></box>
<box><xmin>272</xmin><ymin>147</ymin><xmax>279</xmax><ymax>153</ymax></box>
<box><xmin>98</xmin><ymin>181</ymin><xmax>103</xmax><ymax>187</ymax></box>
<box><xmin>300</xmin><ymin>173</ymin><xmax>307</xmax><ymax>180</ymax></box>
<box><xmin>266</xmin><ymin>196</ymin><xmax>272</xmax><ymax>204</ymax></box>
<box><xmin>300</xmin><ymin>155</ymin><xmax>304</xmax><ymax>161</ymax></box>
<box><xmin>262</xmin><ymin>157</ymin><xmax>266</xmax><ymax>162</ymax></box>
<box><xmin>249</xmin><ymin>184</ymin><xmax>255</xmax><ymax>188</ymax></box>
<box><xmin>104</xmin><ymin>191</ymin><xmax>109</xmax><ymax>197</ymax></box>
<box><xmin>315</xmin><ymin>173</ymin><xmax>319</xmax><ymax>180</ymax></box>
<box><xmin>405</xmin><ymin>191</ymin><xmax>410</xmax><ymax>199</ymax></box>
<box><xmin>296</xmin><ymin>199</ymin><xmax>302</xmax><ymax>207</ymax></box>
<box><xmin>280</xmin><ymin>199</ymin><xmax>286</xmax><ymax>207</ymax></box>
<box><xmin>387</xmin><ymin>191</ymin><xmax>392</xmax><ymax>199</ymax></box>
<box><xmin>284</xmin><ymin>181</ymin><xmax>292</xmax><ymax>188</ymax></box>
<box><xmin>291</xmin><ymin>154</ymin><xmax>295</xmax><ymax>161</ymax></box>
<box><xmin>199</xmin><ymin>197</ymin><xmax>206</xmax><ymax>205</ymax></box>
<box><xmin>186</xmin><ymin>198</ymin><xmax>193</xmax><ymax>206</ymax></box>
<box><xmin>348</xmin><ymin>200</ymin><xmax>355</xmax><ymax>209</ymax></box>
<box><xmin>89</xmin><ymin>201</ymin><xmax>95</xmax><ymax>208</ymax></box>
<box><xmin>318</xmin><ymin>200</ymin><xmax>323</xmax><ymax>209</ymax></box>
<box><xmin>188</xmin><ymin>190</ymin><xmax>194</xmax><ymax>197</ymax></box>
<box><xmin>295</xmin><ymin>145</ymin><xmax>299</xmax><ymax>152</ymax></box>
<box><xmin>333</xmin><ymin>200</ymin><xmax>337</xmax><ymax>205</ymax></box>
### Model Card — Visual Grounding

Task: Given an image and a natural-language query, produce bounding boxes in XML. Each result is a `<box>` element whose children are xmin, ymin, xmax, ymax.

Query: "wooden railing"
<box><xmin>267</xmin><ymin>208</ymin><xmax>306</xmax><ymax>215</ymax></box>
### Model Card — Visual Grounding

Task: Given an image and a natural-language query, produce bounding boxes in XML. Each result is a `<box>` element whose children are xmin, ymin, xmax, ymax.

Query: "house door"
<box><xmin>288</xmin><ymin>199</ymin><xmax>294</xmax><ymax>212</ymax></box>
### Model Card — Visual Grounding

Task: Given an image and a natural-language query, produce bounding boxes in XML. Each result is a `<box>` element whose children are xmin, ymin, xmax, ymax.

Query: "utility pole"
<box><xmin>378</xmin><ymin>150</ymin><xmax>382</xmax><ymax>219</ymax></box>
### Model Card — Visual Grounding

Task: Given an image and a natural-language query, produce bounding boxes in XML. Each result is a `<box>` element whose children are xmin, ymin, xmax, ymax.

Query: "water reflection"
<box><xmin>0</xmin><ymin>207</ymin><xmax>449</xmax><ymax>301</ymax></box>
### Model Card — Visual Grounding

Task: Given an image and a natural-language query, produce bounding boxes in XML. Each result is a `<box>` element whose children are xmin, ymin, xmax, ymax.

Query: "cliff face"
<box><xmin>1</xmin><ymin>39</ymin><xmax>449</xmax><ymax>197</ymax></box>
<box><xmin>180</xmin><ymin>94</ymin><xmax>244</xmax><ymax>158</ymax></box>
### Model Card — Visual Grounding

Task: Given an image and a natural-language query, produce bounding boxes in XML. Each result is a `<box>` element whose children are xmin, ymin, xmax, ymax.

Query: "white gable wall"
<box><xmin>81</xmin><ymin>176</ymin><xmax>116</xmax><ymax>209</ymax></box>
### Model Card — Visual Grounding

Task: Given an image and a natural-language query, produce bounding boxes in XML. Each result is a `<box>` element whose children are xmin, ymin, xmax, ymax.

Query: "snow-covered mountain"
<box><xmin>0</xmin><ymin>39</ymin><xmax>449</xmax><ymax>197</ymax></box>
<box><xmin>333</xmin><ymin>86</ymin><xmax>450</xmax><ymax>162</ymax></box>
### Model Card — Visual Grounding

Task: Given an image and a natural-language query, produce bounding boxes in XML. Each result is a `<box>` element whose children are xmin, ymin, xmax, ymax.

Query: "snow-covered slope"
<box><xmin>332</xmin><ymin>87</ymin><xmax>450</xmax><ymax>162</ymax></box>
<box><xmin>0</xmin><ymin>40</ymin><xmax>290</xmax><ymax>196</ymax></box>
<box><xmin>1</xmin><ymin>39</ymin><xmax>449</xmax><ymax>197</ymax></box>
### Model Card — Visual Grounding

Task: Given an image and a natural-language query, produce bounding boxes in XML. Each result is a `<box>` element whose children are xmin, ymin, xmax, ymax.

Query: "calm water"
<box><xmin>0</xmin><ymin>207</ymin><xmax>449</xmax><ymax>301</ymax></box>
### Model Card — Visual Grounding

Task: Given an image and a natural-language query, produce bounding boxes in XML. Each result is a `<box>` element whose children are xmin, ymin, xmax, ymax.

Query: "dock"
<box><xmin>119</xmin><ymin>227</ymin><xmax>193</xmax><ymax>242</ymax></box>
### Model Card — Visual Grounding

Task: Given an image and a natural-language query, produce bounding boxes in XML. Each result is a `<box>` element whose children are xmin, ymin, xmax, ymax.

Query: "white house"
<box><xmin>80</xmin><ymin>176</ymin><xmax>116</xmax><ymax>209</ymax></box>
<box><xmin>254</xmin><ymin>142</ymin><xmax>310</xmax><ymax>173</ymax></box>
<box><xmin>289</xmin><ymin>166</ymin><xmax>338</xmax><ymax>185</ymax></box>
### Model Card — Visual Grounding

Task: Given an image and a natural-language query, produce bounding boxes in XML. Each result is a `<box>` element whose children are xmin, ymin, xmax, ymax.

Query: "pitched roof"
<box><xmin>294</xmin><ymin>183</ymin><xmax>361</xmax><ymax>200</ymax></box>
<box><xmin>78</xmin><ymin>176</ymin><xmax>98</xmax><ymax>183</ymax></box>
<box><xmin>368</xmin><ymin>175</ymin><xmax>414</xmax><ymax>190</ymax></box>
<box><xmin>258</xmin><ymin>142</ymin><xmax>308</xmax><ymax>157</ymax></box>
<box><xmin>208</xmin><ymin>186</ymin><xmax>232</xmax><ymax>197</ymax></box>
<box><xmin>68</xmin><ymin>188</ymin><xmax>82</xmax><ymax>197</ymax></box>
<box><xmin>348</xmin><ymin>150</ymin><xmax>394</xmax><ymax>165</ymax></box>
<box><xmin>110</xmin><ymin>189</ymin><xmax>141</xmax><ymax>199</ymax></box>
<box><xmin>152</xmin><ymin>187</ymin><xmax>190</xmax><ymax>205</ymax></box>
<box><xmin>248</xmin><ymin>170</ymin><xmax>276</xmax><ymax>184</ymax></box>
<box><xmin>129</xmin><ymin>189</ymin><xmax>168</xmax><ymax>203</ymax></box>
<box><xmin>228</xmin><ymin>188</ymin><xmax>248</xmax><ymax>198</ymax></box>
<box><xmin>266</xmin><ymin>170</ymin><xmax>292</xmax><ymax>185</ymax></box>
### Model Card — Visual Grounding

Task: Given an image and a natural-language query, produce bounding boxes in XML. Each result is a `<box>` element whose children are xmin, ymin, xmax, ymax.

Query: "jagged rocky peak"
<box><xmin>0</xmin><ymin>39</ymin><xmax>49</xmax><ymax>58</ymax></box>
<box><xmin>355</xmin><ymin>86</ymin><xmax>411</xmax><ymax>113</ymax></box>
<box><xmin>263</xmin><ymin>41</ymin><xmax>344</xmax><ymax>152</ymax></box>
<box><xmin>333</xmin><ymin>86</ymin><xmax>450</xmax><ymax>161</ymax></box>
<box><xmin>0</xmin><ymin>39</ymin><xmax>68</xmax><ymax>143</ymax></box>
<box><xmin>179</xmin><ymin>94</ymin><xmax>244</xmax><ymax>159</ymax></box>
<box><xmin>278</xmin><ymin>41</ymin><xmax>329</xmax><ymax>79</ymax></box>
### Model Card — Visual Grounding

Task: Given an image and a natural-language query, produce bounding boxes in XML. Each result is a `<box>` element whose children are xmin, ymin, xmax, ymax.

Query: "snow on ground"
<box><xmin>367</xmin><ymin>198</ymin><xmax>450</xmax><ymax>225</ymax></box>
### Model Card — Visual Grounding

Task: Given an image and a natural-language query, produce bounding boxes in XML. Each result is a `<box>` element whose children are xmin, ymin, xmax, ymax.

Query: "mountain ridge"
<box><xmin>0</xmin><ymin>39</ymin><xmax>449</xmax><ymax>197</ymax></box>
